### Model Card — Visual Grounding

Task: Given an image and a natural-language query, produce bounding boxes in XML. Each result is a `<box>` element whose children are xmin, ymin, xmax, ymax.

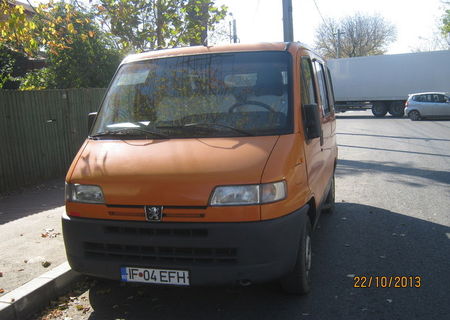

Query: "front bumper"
<box><xmin>62</xmin><ymin>204</ymin><xmax>309</xmax><ymax>286</ymax></box>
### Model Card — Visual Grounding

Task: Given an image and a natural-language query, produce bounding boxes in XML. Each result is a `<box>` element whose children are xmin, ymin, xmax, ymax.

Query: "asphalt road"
<box><xmin>36</xmin><ymin>111</ymin><xmax>450</xmax><ymax>320</ymax></box>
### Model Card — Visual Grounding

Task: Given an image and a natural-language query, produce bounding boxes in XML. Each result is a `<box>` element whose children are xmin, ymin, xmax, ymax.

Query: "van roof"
<box><xmin>121</xmin><ymin>42</ymin><xmax>308</xmax><ymax>65</ymax></box>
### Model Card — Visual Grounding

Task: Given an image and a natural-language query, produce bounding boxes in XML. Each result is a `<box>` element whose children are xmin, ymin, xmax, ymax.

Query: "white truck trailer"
<box><xmin>327</xmin><ymin>50</ymin><xmax>450</xmax><ymax>117</ymax></box>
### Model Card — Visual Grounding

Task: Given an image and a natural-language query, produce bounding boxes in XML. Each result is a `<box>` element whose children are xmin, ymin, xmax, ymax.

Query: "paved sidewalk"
<box><xmin>0</xmin><ymin>180</ymin><xmax>67</xmax><ymax>297</ymax></box>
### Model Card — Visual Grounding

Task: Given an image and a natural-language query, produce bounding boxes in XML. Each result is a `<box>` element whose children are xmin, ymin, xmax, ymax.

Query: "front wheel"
<box><xmin>408</xmin><ymin>110</ymin><xmax>421</xmax><ymax>121</ymax></box>
<box><xmin>280</xmin><ymin>216</ymin><xmax>312</xmax><ymax>295</ymax></box>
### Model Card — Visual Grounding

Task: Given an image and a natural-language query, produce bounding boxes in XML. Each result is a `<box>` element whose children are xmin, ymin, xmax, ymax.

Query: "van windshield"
<box><xmin>92</xmin><ymin>51</ymin><xmax>292</xmax><ymax>139</ymax></box>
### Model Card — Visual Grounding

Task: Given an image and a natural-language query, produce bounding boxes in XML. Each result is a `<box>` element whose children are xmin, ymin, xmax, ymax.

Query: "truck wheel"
<box><xmin>372</xmin><ymin>102</ymin><xmax>388</xmax><ymax>117</ymax></box>
<box><xmin>322</xmin><ymin>175</ymin><xmax>335</xmax><ymax>214</ymax></box>
<box><xmin>388</xmin><ymin>101</ymin><xmax>405</xmax><ymax>117</ymax></box>
<box><xmin>280</xmin><ymin>216</ymin><xmax>312</xmax><ymax>295</ymax></box>
<box><xmin>408</xmin><ymin>110</ymin><xmax>421</xmax><ymax>121</ymax></box>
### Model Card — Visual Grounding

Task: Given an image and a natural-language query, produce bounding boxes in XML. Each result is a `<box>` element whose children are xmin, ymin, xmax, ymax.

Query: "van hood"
<box><xmin>68</xmin><ymin>136</ymin><xmax>279</xmax><ymax>206</ymax></box>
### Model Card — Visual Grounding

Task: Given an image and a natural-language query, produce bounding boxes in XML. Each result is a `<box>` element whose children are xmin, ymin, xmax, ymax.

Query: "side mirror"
<box><xmin>303</xmin><ymin>104</ymin><xmax>322</xmax><ymax>140</ymax></box>
<box><xmin>88</xmin><ymin>112</ymin><xmax>98</xmax><ymax>134</ymax></box>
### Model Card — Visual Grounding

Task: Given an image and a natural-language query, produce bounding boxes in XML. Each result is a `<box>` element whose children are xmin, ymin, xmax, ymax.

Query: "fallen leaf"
<box><xmin>0</xmin><ymin>288</ymin><xmax>5</xmax><ymax>294</ymax></box>
<box><xmin>42</xmin><ymin>261</ymin><xmax>51</xmax><ymax>268</ymax></box>
<box><xmin>76</xmin><ymin>304</ymin><xmax>84</xmax><ymax>311</ymax></box>
<box><xmin>0</xmin><ymin>272</ymin><xmax>3</xmax><ymax>277</ymax></box>
<box><xmin>18</xmin><ymin>269</ymin><xmax>24</xmax><ymax>272</ymax></box>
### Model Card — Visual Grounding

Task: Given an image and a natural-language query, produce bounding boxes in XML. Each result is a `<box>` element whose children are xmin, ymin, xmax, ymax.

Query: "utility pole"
<box><xmin>282</xmin><ymin>0</ymin><xmax>294</xmax><ymax>42</ymax></box>
<box><xmin>336</xmin><ymin>29</ymin><xmax>344</xmax><ymax>58</ymax></box>
<box><xmin>229</xmin><ymin>14</ymin><xmax>238</xmax><ymax>44</ymax></box>
<box><xmin>232</xmin><ymin>19</ymin><xmax>238</xmax><ymax>43</ymax></box>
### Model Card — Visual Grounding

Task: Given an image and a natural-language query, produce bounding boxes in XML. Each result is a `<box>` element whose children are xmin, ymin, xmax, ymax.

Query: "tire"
<box><xmin>408</xmin><ymin>110</ymin><xmax>421</xmax><ymax>121</ymax></box>
<box><xmin>388</xmin><ymin>101</ymin><xmax>405</xmax><ymax>117</ymax></box>
<box><xmin>322</xmin><ymin>175</ymin><xmax>335</xmax><ymax>214</ymax></box>
<box><xmin>280</xmin><ymin>216</ymin><xmax>312</xmax><ymax>295</ymax></box>
<box><xmin>372</xmin><ymin>102</ymin><xmax>388</xmax><ymax>117</ymax></box>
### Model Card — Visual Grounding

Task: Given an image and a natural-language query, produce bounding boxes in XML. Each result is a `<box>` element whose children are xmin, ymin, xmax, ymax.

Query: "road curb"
<box><xmin>0</xmin><ymin>262</ymin><xmax>82</xmax><ymax>320</ymax></box>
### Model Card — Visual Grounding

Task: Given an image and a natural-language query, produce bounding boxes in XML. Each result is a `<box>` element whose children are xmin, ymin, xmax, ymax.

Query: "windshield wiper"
<box><xmin>90</xmin><ymin>128</ymin><xmax>169</xmax><ymax>139</ymax></box>
<box><xmin>157</xmin><ymin>122</ymin><xmax>254</xmax><ymax>136</ymax></box>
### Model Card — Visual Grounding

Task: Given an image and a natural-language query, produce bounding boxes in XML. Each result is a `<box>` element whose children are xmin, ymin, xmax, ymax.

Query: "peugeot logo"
<box><xmin>144</xmin><ymin>206</ymin><xmax>163</xmax><ymax>222</ymax></box>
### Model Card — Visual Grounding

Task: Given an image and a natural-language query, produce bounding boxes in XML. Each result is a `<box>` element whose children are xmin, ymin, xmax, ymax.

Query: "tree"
<box><xmin>314</xmin><ymin>14</ymin><xmax>396</xmax><ymax>59</ymax></box>
<box><xmin>441</xmin><ymin>2</ymin><xmax>450</xmax><ymax>45</ymax></box>
<box><xmin>94</xmin><ymin>0</ymin><xmax>228</xmax><ymax>52</ymax></box>
<box><xmin>0</xmin><ymin>0</ymin><xmax>121</xmax><ymax>89</ymax></box>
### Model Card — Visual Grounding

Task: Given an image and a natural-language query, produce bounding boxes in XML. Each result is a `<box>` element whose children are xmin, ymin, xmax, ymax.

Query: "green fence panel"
<box><xmin>0</xmin><ymin>88</ymin><xmax>106</xmax><ymax>193</ymax></box>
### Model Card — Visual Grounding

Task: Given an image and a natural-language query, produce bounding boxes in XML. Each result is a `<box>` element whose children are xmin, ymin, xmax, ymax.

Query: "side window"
<box><xmin>325</xmin><ymin>66</ymin><xmax>335</xmax><ymax>113</ymax></box>
<box><xmin>313</xmin><ymin>60</ymin><xmax>330</xmax><ymax>115</ymax></box>
<box><xmin>435</xmin><ymin>94</ymin><xmax>446</xmax><ymax>103</ymax></box>
<box><xmin>300</xmin><ymin>57</ymin><xmax>317</xmax><ymax>105</ymax></box>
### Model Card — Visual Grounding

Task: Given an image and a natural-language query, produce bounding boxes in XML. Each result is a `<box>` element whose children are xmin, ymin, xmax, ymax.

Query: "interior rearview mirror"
<box><xmin>88</xmin><ymin>112</ymin><xmax>98</xmax><ymax>134</ymax></box>
<box><xmin>303</xmin><ymin>104</ymin><xmax>322</xmax><ymax>140</ymax></box>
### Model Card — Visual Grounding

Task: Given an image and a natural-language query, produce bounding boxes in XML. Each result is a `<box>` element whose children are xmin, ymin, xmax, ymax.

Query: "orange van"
<box><xmin>63</xmin><ymin>42</ymin><xmax>337</xmax><ymax>294</ymax></box>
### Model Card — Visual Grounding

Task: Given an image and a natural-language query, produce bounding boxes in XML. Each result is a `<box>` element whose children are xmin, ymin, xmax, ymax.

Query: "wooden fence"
<box><xmin>0</xmin><ymin>89</ymin><xmax>106</xmax><ymax>193</ymax></box>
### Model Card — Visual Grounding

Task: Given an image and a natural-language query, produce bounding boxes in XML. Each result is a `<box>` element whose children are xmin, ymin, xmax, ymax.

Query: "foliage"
<box><xmin>314</xmin><ymin>14</ymin><xmax>396</xmax><ymax>59</ymax></box>
<box><xmin>444</xmin><ymin>10</ymin><xmax>450</xmax><ymax>34</ymax></box>
<box><xmin>19</xmin><ymin>67</ymin><xmax>55</xmax><ymax>90</ymax></box>
<box><xmin>1</xmin><ymin>0</ymin><xmax>121</xmax><ymax>89</ymax></box>
<box><xmin>37</xmin><ymin>3</ymin><xmax>122</xmax><ymax>88</ymax></box>
<box><xmin>0</xmin><ymin>45</ymin><xmax>15</xmax><ymax>88</ymax></box>
<box><xmin>0</xmin><ymin>0</ymin><xmax>228</xmax><ymax>89</ymax></box>
<box><xmin>442</xmin><ymin>0</ymin><xmax>450</xmax><ymax>40</ymax></box>
<box><xmin>94</xmin><ymin>0</ymin><xmax>228</xmax><ymax>52</ymax></box>
<box><xmin>0</xmin><ymin>44</ymin><xmax>33</xmax><ymax>89</ymax></box>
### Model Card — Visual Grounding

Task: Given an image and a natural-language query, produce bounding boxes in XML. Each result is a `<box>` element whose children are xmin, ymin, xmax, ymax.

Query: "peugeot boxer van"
<box><xmin>63</xmin><ymin>42</ymin><xmax>337</xmax><ymax>294</ymax></box>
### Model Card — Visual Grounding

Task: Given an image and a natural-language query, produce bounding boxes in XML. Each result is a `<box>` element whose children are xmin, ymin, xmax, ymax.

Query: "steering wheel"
<box><xmin>228</xmin><ymin>100</ymin><xmax>276</xmax><ymax>113</ymax></box>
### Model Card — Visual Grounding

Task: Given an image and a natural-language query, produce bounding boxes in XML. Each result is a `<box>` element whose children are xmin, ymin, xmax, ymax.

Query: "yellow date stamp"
<box><xmin>353</xmin><ymin>276</ymin><xmax>422</xmax><ymax>288</ymax></box>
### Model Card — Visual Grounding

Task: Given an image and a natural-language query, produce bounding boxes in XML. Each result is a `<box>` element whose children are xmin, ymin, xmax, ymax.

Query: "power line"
<box><xmin>312</xmin><ymin>0</ymin><xmax>328</xmax><ymax>27</ymax></box>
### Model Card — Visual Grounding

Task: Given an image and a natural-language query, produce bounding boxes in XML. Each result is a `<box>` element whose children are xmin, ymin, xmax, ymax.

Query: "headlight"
<box><xmin>66</xmin><ymin>183</ymin><xmax>104</xmax><ymax>204</ymax></box>
<box><xmin>210</xmin><ymin>181</ymin><xmax>286</xmax><ymax>206</ymax></box>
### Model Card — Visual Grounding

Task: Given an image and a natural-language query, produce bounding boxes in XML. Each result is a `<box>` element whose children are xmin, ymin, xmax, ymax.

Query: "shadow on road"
<box><xmin>83</xmin><ymin>203</ymin><xmax>450</xmax><ymax>320</ymax></box>
<box><xmin>338</xmin><ymin>144</ymin><xmax>450</xmax><ymax>158</ymax></box>
<box><xmin>336</xmin><ymin>115</ymin><xmax>406</xmax><ymax>120</ymax></box>
<box><xmin>0</xmin><ymin>179</ymin><xmax>65</xmax><ymax>225</ymax></box>
<box><xmin>337</xmin><ymin>159</ymin><xmax>450</xmax><ymax>186</ymax></box>
<box><xmin>337</xmin><ymin>132</ymin><xmax>450</xmax><ymax>143</ymax></box>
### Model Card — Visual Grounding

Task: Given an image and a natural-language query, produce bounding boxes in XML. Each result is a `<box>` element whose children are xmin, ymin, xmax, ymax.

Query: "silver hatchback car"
<box><xmin>405</xmin><ymin>92</ymin><xmax>450</xmax><ymax>121</ymax></box>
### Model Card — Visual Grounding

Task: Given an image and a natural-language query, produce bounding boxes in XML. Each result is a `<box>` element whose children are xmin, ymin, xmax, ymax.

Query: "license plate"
<box><xmin>120</xmin><ymin>267</ymin><xmax>190</xmax><ymax>286</ymax></box>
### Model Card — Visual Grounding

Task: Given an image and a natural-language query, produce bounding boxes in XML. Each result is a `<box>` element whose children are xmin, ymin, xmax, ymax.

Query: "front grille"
<box><xmin>104</xmin><ymin>226</ymin><xmax>208</xmax><ymax>238</ymax></box>
<box><xmin>84</xmin><ymin>242</ymin><xmax>237</xmax><ymax>265</ymax></box>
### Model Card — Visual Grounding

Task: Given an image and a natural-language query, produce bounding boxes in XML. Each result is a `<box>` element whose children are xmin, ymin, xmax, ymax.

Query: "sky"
<box><xmin>216</xmin><ymin>0</ymin><xmax>448</xmax><ymax>54</ymax></box>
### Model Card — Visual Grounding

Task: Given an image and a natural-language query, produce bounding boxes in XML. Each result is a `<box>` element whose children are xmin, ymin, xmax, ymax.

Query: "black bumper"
<box><xmin>62</xmin><ymin>205</ymin><xmax>309</xmax><ymax>286</ymax></box>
